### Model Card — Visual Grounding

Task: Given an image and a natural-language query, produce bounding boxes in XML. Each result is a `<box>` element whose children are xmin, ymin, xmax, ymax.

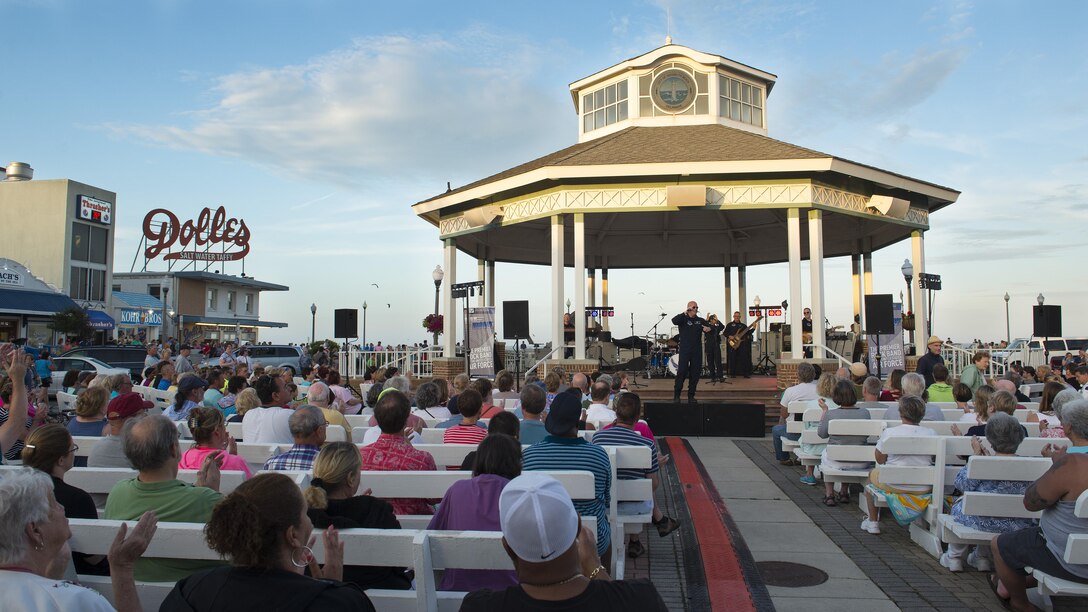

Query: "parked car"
<box><xmin>48</xmin><ymin>356</ymin><xmax>130</xmax><ymax>396</ymax></box>
<box><xmin>60</xmin><ymin>346</ymin><xmax>149</xmax><ymax>382</ymax></box>
<box><xmin>203</xmin><ymin>345</ymin><xmax>305</xmax><ymax>375</ymax></box>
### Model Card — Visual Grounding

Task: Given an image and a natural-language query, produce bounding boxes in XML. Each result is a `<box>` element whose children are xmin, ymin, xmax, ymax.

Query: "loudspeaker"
<box><xmin>864</xmin><ymin>294</ymin><xmax>894</xmax><ymax>335</ymax></box>
<box><xmin>644</xmin><ymin>402</ymin><xmax>703</xmax><ymax>436</ymax></box>
<box><xmin>703</xmin><ymin>403</ymin><xmax>766</xmax><ymax>437</ymax></box>
<box><xmin>1033</xmin><ymin>305</ymin><xmax>1062</xmax><ymax>338</ymax></box>
<box><xmin>502</xmin><ymin>300</ymin><xmax>529</xmax><ymax>339</ymax></box>
<box><xmin>333</xmin><ymin>309</ymin><xmax>358</xmax><ymax>339</ymax></box>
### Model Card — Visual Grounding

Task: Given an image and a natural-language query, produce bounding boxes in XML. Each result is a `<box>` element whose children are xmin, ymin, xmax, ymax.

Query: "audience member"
<box><xmin>915</xmin><ymin>335</ymin><xmax>946</xmax><ymax>387</ymax></box>
<box><xmin>165</xmin><ymin>376</ymin><xmax>208</xmax><ymax>422</ymax></box>
<box><xmin>443</xmin><ymin>389</ymin><xmax>489</xmax><ymax>445</ymax></box>
<box><xmin>241</xmin><ymin>375</ymin><xmax>293</xmax><ymax>444</ymax></box>
<box><xmin>1042</xmin><ymin>389</ymin><xmax>1081</xmax><ymax>438</ymax></box>
<box><xmin>410</xmin><ymin>382</ymin><xmax>451</xmax><ymax>420</ymax></box>
<box><xmin>772</xmin><ymin>361</ymin><xmax>819</xmax><ymax>465</ymax></box>
<box><xmin>881</xmin><ymin>373</ymin><xmax>944</xmax><ymax>421</ymax></box>
<box><xmin>305</xmin><ymin>381</ymin><xmax>352</xmax><ymax>443</ymax></box>
<box><xmin>517</xmin><ymin>384</ymin><xmax>549</xmax><ymax>445</ymax></box>
<box><xmin>927</xmin><ymin>364</ymin><xmax>954</xmax><ymax>403</ymax></box>
<box><xmin>585</xmin><ymin>381</ymin><xmax>616</xmax><ymax>422</ymax></box>
<box><xmin>358</xmin><ymin>391</ymin><xmax>438</xmax><ymax>515</ymax></box>
<box><xmin>862</xmin><ymin>396</ymin><xmax>936</xmax><ymax>535</ymax></box>
<box><xmin>263</xmin><ymin>406</ymin><xmax>327</xmax><ymax>471</ymax></box>
<box><xmin>66</xmin><ymin>386</ymin><xmax>109</xmax><ymax>437</ymax></box>
<box><xmin>817</xmin><ymin>381</ymin><xmax>872</xmax><ymax>507</ymax></box>
<box><xmin>959</xmin><ymin>351</ymin><xmax>990</xmax><ymax>394</ymax></box>
<box><xmin>88</xmin><ymin>392</ymin><xmax>154</xmax><ymax>468</ymax></box>
<box><xmin>202</xmin><ymin>368</ymin><xmax>226</xmax><ymax>409</ymax></box>
<box><xmin>160</xmin><ymin>472</ymin><xmax>374</xmax><ymax>611</ymax></box>
<box><xmin>179</xmin><ymin>406</ymin><xmax>251</xmax><ymax>477</ymax></box>
<box><xmin>460</xmin><ymin>412</ymin><xmax>521</xmax><ymax>471</ymax></box>
<box><xmin>492</xmin><ymin>370</ymin><xmax>520</xmax><ymax>403</ymax></box>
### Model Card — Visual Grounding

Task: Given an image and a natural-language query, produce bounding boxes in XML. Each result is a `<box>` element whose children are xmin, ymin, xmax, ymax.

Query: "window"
<box><xmin>718</xmin><ymin>75</ymin><xmax>764</xmax><ymax>127</ymax></box>
<box><xmin>149</xmin><ymin>285</ymin><xmax>160</xmax><ymax>299</ymax></box>
<box><xmin>112</xmin><ymin>284</ymin><xmax>121</xmax><ymax>293</ymax></box>
<box><xmin>70</xmin><ymin>223</ymin><xmax>109</xmax><ymax>264</ymax></box>
<box><xmin>227</xmin><ymin>291</ymin><xmax>236</xmax><ymax>311</ymax></box>
<box><xmin>208</xmin><ymin>288</ymin><xmax>218</xmax><ymax>310</ymax></box>
<box><xmin>68</xmin><ymin>266</ymin><xmax>105</xmax><ymax>302</ymax></box>
<box><xmin>244</xmin><ymin>293</ymin><xmax>253</xmax><ymax>313</ymax></box>
<box><xmin>582</xmin><ymin>80</ymin><xmax>629</xmax><ymax>133</ymax></box>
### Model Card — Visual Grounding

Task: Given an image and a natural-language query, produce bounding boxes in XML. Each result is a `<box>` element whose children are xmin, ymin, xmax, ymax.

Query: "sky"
<box><xmin>2</xmin><ymin>0</ymin><xmax>1086</xmax><ymax>347</ymax></box>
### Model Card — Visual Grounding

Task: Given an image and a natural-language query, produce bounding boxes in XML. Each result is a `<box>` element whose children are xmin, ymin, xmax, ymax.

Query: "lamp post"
<box><xmin>901</xmin><ymin>259</ymin><xmax>914</xmax><ymax>346</ymax></box>
<box><xmin>310</xmin><ymin>303</ymin><xmax>317</xmax><ymax>345</ymax></box>
<box><xmin>161</xmin><ymin>275</ymin><xmax>171</xmax><ymax>343</ymax></box>
<box><xmin>362</xmin><ymin>302</ymin><xmax>368</xmax><ymax>349</ymax></box>
<box><xmin>1037</xmin><ymin>293</ymin><xmax>1045</xmax><ymax>306</ymax></box>
<box><xmin>1004</xmin><ymin>292</ymin><xmax>1011</xmax><ymax>344</ymax></box>
<box><xmin>432</xmin><ymin>265</ymin><xmax>444</xmax><ymax>348</ymax></box>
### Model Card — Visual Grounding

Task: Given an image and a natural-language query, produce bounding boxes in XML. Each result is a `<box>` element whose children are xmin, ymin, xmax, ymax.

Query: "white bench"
<box><xmin>820</xmin><ymin>419</ymin><xmax>885</xmax><ymax>489</ymax></box>
<box><xmin>936</xmin><ymin>455</ymin><xmax>1049</xmax><ymax>549</ymax></box>
<box><xmin>864</xmin><ymin>435</ymin><xmax>947</xmax><ymax>556</ymax></box>
<box><xmin>879</xmin><ymin>420</ymin><xmax>1041</xmax><ymax>437</ymax></box>
<box><xmin>601</xmin><ymin>445</ymin><xmax>655</xmax><ymax>579</ymax></box>
<box><xmin>0</xmin><ymin>465</ymin><xmax>247</xmax><ymax>498</ymax></box>
<box><xmin>1030</xmin><ymin>489</ymin><xmax>1088</xmax><ymax>611</ymax></box>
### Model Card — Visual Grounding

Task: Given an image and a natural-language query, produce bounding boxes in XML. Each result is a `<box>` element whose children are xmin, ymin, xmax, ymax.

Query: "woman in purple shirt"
<box><xmin>428</xmin><ymin>434</ymin><xmax>521</xmax><ymax>592</ymax></box>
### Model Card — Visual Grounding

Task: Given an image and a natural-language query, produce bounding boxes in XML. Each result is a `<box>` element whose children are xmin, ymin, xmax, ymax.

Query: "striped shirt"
<box><xmin>444</xmin><ymin>424</ymin><xmax>488</xmax><ymax>445</ymax></box>
<box><xmin>522</xmin><ymin>435</ymin><xmax>612</xmax><ymax>555</ymax></box>
<box><xmin>592</xmin><ymin>426</ymin><xmax>659</xmax><ymax>480</ymax></box>
<box><xmin>263</xmin><ymin>444</ymin><xmax>320</xmax><ymax>471</ymax></box>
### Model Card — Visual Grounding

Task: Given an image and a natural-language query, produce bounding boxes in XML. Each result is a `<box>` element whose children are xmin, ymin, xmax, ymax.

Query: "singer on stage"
<box><xmin>672</xmin><ymin>301</ymin><xmax>710</xmax><ymax>402</ymax></box>
<box><xmin>724</xmin><ymin>311</ymin><xmax>753</xmax><ymax>378</ymax></box>
<box><xmin>704</xmin><ymin>314</ymin><xmax>726</xmax><ymax>383</ymax></box>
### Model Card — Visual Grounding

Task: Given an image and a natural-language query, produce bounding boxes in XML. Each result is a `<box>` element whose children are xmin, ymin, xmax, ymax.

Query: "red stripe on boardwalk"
<box><xmin>667</xmin><ymin>437</ymin><xmax>756</xmax><ymax>612</ymax></box>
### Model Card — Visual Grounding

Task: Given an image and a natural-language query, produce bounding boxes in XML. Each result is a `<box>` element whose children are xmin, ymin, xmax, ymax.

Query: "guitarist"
<box><xmin>801</xmin><ymin>308</ymin><xmax>814</xmax><ymax>358</ymax></box>
<box><xmin>724</xmin><ymin>312</ymin><xmax>753</xmax><ymax>378</ymax></box>
<box><xmin>704</xmin><ymin>314</ymin><xmax>726</xmax><ymax>383</ymax></box>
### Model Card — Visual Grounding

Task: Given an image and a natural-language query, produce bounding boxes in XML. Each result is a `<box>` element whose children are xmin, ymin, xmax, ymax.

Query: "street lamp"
<box><xmin>1004</xmin><ymin>293</ymin><xmax>1011</xmax><ymax>344</ymax></box>
<box><xmin>753</xmin><ymin>295</ymin><xmax>761</xmax><ymax>307</ymax></box>
<box><xmin>901</xmin><ymin>259</ymin><xmax>915</xmax><ymax>346</ymax></box>
<box><xmin>362</xmin><ymin>301</ymin><xmax>368</xmax><ymax>349</ymax></box>
<box><xmin>1037</xmin><ymin>293</ymin><xmax>1045</xmax><ymax>306</ymax></box>
<box><xmin>161</xmin><ymin>275</ymin><xmax>171</xmax><ymax>342</ymax></box>
<box><xmin>432</xmin><ymin>265</ymin><xmax>444</xmax><ymax>348</ymax></box>
<box><xmin>310</xmin><ymin>303</ymin><xmax>317</xmax><ymax>345</ymax></box>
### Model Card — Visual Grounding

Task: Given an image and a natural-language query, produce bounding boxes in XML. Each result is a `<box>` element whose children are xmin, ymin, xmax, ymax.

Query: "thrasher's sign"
<box><xmin>142</xmin><ymin>207</ymin><xmax>251</xmax><ymax>261</ymax></box>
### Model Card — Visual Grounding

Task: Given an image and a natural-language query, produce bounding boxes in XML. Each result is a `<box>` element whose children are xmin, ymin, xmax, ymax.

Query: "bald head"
<box><xmin>571</xmin><ymin>373</ymin><xmax>589</xmax><ymax>393</ymax></box>
<box><xmin>122</xmin><ymin>414</ymin><xmax>179</xmax><ymax>472</ymax></box>
<box><xmin>994</xmin><ymin>379</ymin><xmax>1017</xmax><ymax>395</ymax></box>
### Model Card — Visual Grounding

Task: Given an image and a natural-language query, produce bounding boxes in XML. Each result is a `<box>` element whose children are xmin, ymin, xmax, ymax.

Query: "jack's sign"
<box><xmin>143</xmin><ymin>207</ymin><xmax>250</xmax><ymax>262</ymax></box>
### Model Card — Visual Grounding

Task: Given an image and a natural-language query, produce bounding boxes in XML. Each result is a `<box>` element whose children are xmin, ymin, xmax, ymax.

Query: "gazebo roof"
<box><xmin>415</xmin><ymin>124</ymin><xmax>958</xmax><ymax>217</ymax></box>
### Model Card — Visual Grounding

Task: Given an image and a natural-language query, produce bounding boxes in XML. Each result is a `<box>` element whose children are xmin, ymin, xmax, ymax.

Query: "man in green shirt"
<box><xmin>105</xmin><ymin>414</ymin><xmax>225</xmax><ymax>582</ymax></box>
<box><xmin>959</xmin><ymin>351</ymin><xmax>990</xmax><ymax>394</ymax></box>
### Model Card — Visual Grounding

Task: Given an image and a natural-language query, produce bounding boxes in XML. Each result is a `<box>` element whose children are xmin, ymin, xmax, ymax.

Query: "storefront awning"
<box><xmin>184</xmin><ymin>315</ymin><xmax>287</xmax><ymax>328</ymax></box>
<box><xmin>85</xmin><ymin>309</ymin><xmax>116</xmax><ymax>330</ymax></box>
<box><xmin>0</xmin><ymin>287</ymin><xmax>80</xmax><ymax>316</ymax></box>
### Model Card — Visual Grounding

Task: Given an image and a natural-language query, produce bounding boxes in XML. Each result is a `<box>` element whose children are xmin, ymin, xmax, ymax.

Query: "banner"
<box><xmin>467</xmin><ymin>307</ymin><xmax>495</xmax><ymax>379</ymax></box>
<box><xmin>868</xmin><ymin>302</ymin><xmax>906</xmax><ymax>376</ymax></box>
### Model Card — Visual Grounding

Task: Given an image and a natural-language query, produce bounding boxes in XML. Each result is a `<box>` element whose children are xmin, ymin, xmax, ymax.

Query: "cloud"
<box><xmin>102</xmin><ymin>29</ymin><xmax>570</xmax><ymax>192</ymax></box>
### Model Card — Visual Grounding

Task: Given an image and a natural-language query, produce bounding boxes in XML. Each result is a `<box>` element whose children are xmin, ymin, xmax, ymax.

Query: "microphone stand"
<box><xmin>640</xmin><ymin>313</ymin><xmax>669</xmax><ymax>381</ymax></box>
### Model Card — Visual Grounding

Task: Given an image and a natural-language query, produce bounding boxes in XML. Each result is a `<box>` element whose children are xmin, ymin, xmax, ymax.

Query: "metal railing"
<box><xmin>941</xmin><ymin>343</ymin><xmax>1008</xmax><ymax>378</ymax></box>
<box><xmin>337</xmin><ymin>347</ymin><xmax>444</xmax><ymax>380</ymax></box>
<box><xmin>524</xmin><ymin>345</ymin><xmax>564</xmax><ymax>379</ymax></box>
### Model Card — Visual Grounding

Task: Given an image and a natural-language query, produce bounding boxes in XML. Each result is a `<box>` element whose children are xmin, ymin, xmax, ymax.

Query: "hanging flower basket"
<box><xmin>423</xmin><ymin>314</ymin><xmax>444</xmax><ymax>335</ymax></box>
<box><xmin>901</xmin><ymin>313</ymin><xmax>915</xmax><ymax>331</ymax></box>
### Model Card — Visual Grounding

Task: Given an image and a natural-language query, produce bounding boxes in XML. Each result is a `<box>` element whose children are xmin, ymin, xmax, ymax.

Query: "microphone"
<box><xmin>659</xmin><ymin>313</ymin><xmax>667</xmax><ymax>317</ymax></box>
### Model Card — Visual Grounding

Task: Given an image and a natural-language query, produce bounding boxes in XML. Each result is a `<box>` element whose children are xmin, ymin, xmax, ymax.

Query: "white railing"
<box><xmin>337</xmin><ymin>347</ymin><xmax>444</xmax><ymax>380</ymax></box>
<box><xmin>941</xmin><ymin>343</ymin><xmax>1008</xmax><ymax>378</ymax></box>
<box><xmin>524</xmin><ymin>345</ymin><xmax>564</xmax><ymax>379</ymax></box>
<box><xmin>804</xmin><ymin>343</ymin><xmax>851</xmax><ymax>368</ymax></box>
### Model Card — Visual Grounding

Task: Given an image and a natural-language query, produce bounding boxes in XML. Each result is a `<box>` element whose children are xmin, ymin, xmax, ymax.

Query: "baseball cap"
<box><xmin>107</xmin><ymin>392</ymin><xmax>154</xmax><ymax>421</ymax></box>
<box><xmin>178</xmin><ymin>376</ymin><xmax>208</xmax><ymax>393</ymax></box>
<box><xmin>545</xmin><ymin>392</ymin><xmax>581</xmax><ymax>435</ymax></box>
<box><xmin>179</xmin><ymin>344</ymin><xmax>192</xmax><ymax>351</ymax></box>
<box><xmin>499</xmin><ymin>473</ymin><xmax>579</xmax><ymax>563</ymax></box>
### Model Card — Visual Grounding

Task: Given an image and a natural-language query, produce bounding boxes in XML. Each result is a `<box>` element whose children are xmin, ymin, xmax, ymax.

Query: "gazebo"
<box><xmin>412</xmin><ymin>43</ymin><xmax>959</xmax><ymax>380</ymax></box>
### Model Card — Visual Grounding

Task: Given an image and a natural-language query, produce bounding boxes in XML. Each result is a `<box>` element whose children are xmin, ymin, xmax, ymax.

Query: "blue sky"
<box><xmin>3</xmin><ymin>0</ymin><xmax>1085</xmax><ymax>345</ymax></box>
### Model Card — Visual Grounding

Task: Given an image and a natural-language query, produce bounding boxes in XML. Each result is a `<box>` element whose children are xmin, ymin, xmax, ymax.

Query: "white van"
<box><xmin>994</xmin><ymin>337</ymin><xmax>1088</xmax><ymax>367</ymax></box>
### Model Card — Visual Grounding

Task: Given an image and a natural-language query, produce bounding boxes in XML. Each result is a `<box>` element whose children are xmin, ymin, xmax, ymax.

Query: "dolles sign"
<box><xmin>142</xmin><ymin>206</ymin><xmax>251</xmax><ymax>262</ymax></box>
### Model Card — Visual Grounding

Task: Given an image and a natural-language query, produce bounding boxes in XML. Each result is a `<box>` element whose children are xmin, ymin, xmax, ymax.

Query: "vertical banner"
<box><xmin>868</xmin><ymin>302</ymin><xmax>905</xmax><ymax>376</ymax></box>
<box><xmin>468</xmin><ymin>307</ymin><xmax>496</xmax><ymax>379</ymax></box>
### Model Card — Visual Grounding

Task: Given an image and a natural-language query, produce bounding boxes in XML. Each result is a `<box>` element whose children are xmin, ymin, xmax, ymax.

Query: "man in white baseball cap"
<box><xmin>459</xmin><ymin>473</ymin><xmax>667</xmax><ymax>610</ymax></box>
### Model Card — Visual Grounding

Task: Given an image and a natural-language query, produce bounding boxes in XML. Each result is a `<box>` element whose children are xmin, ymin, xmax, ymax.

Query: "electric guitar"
<box><xmin>802</xmin><ymin>325</ymin><xmax>845</xmax><ymax>344</ymax></box>
<box><xmin>727</xmin><ymin>314</ymin><xmax>764</xmax><ymax>349</ymax></box>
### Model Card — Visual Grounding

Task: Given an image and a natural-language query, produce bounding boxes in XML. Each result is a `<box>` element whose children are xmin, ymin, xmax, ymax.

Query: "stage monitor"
<box><xmin>334</xmin><ymin>309</ymin><xmax>358</xmax><ymax>339</ymax></box>
<box><xmin>1033</xmin><ymin>305</ymin><xmax>1061</xmax><ymax>338</ymax></box>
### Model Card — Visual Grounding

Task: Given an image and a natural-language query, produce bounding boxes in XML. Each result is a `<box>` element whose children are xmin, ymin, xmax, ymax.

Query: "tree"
<box><xmin>50</xmin><ymin>307</ymin><xmax>91</xmax><ymax>340</ymax></box>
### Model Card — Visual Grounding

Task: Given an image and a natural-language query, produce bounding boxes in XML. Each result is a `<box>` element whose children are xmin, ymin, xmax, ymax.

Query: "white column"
<box><xmin>723</xmin><ymin>253</ymin><xmax>733</xmax><ymax>319</ymax></box>
<box><xmin>737</xmin><ymin>253</ymin><xmax>747</xmax><ymax>325</ymax></box>
<box><xmin>601</xmin><ymin>260</ymin><xmax>610</xmax><ymax>332</ymax></box>
<box><xmin>912</xmin><ymin>230</ymin><xmax>928</xmax><ymax>356</ymax></box>
<box><xmin>486</xmin><ymin>260</ymin><xmax>495</xmax><ymax>307</ymax></box>
<box><xmin>442</xmin><ymin>239</ymin><xmax>458</xmax><ymax>358</ymax></box>
<box><xmin>476</xmin><ymin>258</ymin><xmax>486</xmax><ymax>307</ymax></box>
<box><xmin>808</xmin><ymin>210</ymin><xmax>826</xmax><ymax>358</ymax></box>
<box><xmin>851</xmin><ymin>253</ymin><xmax>862</xmax><ymax>327</ymax></box>
<box><xmin>551</xmin><ymin>215</ymin><xmax>565</xmax><ymax>356</ymax></box>
<box><xmin>573</xmin><ymin>213</ymin><xmax>586</xmax><ymax>360</ymax></box>
<box><xmin>788</xmin><ymin>208</ymin><xmax>804</xmax><ymax>359</ymax></box>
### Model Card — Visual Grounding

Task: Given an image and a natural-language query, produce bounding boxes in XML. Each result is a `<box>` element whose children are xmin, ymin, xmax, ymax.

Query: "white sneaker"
<box><xmin>967</xmin><ymin>549</ymin><xmax>993</xmax><ymax>572</ymax></box>
<box><xmin>860</xmin><ymin>518</ymin><xmax>881</xmax><ymax>534</ymax></box>
<box><xmin>940</xmin><ymin>552</ymin><xmax>964</xmax><ymax>572</ymax></box>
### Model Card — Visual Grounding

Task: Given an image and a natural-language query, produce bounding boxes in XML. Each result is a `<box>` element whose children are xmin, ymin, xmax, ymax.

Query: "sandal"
<box><xmin>837</xmin><ymin>491</ymin><xmax>850</xmax><ymax>505</ymax></box>
<box><xmin>988</xmin><ymin>574</ymin><xmax>1011</xmax><ymax>609</ymax></box>
<box><xmin>822</xmin><ymin>495</ymin><xmax>837</xmax><ymax>507</ymax></box>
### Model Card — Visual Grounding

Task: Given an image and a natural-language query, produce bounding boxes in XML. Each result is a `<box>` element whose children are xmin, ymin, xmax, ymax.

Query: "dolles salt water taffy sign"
<box><xmin>142</xmin><ymin>206</ymin><xmax>251</xmax><ymax>262</ymax></box>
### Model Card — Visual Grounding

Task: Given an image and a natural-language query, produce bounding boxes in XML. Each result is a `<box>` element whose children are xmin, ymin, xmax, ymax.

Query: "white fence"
<box><xmin>941</xmin><ymin>343</ymin><xmax>1009</xmax><ymax>378</ymax></box>
<box><xmin>338</xmin><ymin>347</ymin><xmax>444</xmax><ymax>379</ymax></box>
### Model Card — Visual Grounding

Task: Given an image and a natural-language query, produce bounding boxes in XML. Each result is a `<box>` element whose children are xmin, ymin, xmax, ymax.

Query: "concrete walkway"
<box><xmin>686</xmin><ymin>437</ymin><xmax>899</xmax><ymax>611</ymax></box>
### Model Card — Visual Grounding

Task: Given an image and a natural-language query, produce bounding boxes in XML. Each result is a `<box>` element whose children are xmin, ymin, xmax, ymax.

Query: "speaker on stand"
<box><xmin>1033</xmin><ymin>305</ymin><xmax>1062</xmax><ymax>365</ymax></box>
<box><xmin>503</xmin><ymin>301</ymin><xmax>530</xmax><ymax>390</ymax></box>
<box><xmin>864</xmin><ymin>295</ymin><xmax>894</xmax><ymax>378</ymax></box>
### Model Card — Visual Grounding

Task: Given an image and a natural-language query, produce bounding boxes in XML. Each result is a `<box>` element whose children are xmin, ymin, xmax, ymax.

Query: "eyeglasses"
<box><xmin>68</xmin><ymin>444</ymin><xmax>79</xmax><ymax>454</ymax></box>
